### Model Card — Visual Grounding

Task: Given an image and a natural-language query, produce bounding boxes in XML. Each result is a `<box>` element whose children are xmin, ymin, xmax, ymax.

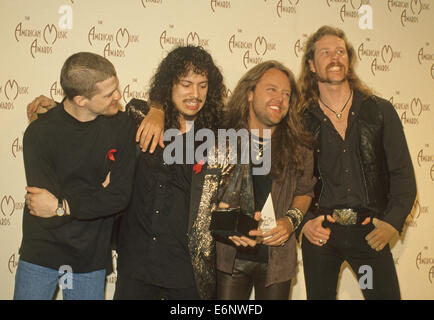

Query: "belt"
<box><xmin>320</xmin><ymin>208</ymin><xmax>371</xmax><ymax>226</ymax></box>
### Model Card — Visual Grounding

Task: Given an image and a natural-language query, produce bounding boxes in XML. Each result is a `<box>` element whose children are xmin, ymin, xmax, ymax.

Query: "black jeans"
<box><xmin>301</xmin><ymin>220</ymin><xmax>401</xmax><ymax>300</ymax></box>
<box><xmin>217</xmin><ymin>259</ymin><xmax>291</xmax><ymax>300</ymax></box>
<box><xmin>114</xmin><ymin>273</ymin><xmax>200</xmax><ymax>300</ymax></box>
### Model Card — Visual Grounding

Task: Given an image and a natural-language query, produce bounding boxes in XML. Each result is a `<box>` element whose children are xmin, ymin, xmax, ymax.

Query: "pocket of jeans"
<box><xmin>358</xmin><ymin>223</ymin><xmax>378</xmax><ymax>252</ymax></box>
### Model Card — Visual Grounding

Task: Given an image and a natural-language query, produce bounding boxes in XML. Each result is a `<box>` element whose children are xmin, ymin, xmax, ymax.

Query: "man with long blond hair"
<box><xmin>216</xmin><ymin>60</ymin><xmax>316</xmax><ymax>299</ymax></box>
<box><xmin>297</xmin><ymin>25</ymin><xmax>416</xmax><ymax>299</ymax></box>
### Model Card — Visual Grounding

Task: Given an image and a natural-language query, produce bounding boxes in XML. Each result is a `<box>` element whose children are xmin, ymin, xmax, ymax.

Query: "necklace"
<box><xmin>319</xmin><ymin>90</ymin><xmax>353</xmax><ymax>119</ymax></box>
<box><xmin>252</xmin><ymin>136</ymin><xmax>269</xmax><ymax>161</ymax></box>
<box><xmin>257</xmin><ymin>144</ymin><xmax>263</xmax><ymax>161</ymax></box>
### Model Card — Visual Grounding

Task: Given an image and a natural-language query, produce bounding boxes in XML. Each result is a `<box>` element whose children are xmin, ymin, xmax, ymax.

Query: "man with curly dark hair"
<box><xmin>114</xmin><ymin>45</ymin><xmax>227</xmax><ymax>300</ymax></box>
<box><xmin>147</xmin><ymin>46</ymin><xmax>225</xmax><ymax>133</ymax></box>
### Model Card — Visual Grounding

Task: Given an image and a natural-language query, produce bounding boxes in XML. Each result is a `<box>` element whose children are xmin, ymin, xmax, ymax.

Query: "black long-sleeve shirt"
<box><xmin>117</xmin><ymin>133</ymin><xmax>196</xmax><ymax>288</ymax></box>
<box><xmin>312</xmin><ymin>90</ymin><xmax>367</xmax><ymax>209</ymax></box>
<box><xmin>20</xmin><ymin>102</ymin><xmax>136</xmax><ymax>273</ymax></box>
<box><xmin>308</xmin><ymin>90</ymin><xmax>416</xmax><ymax>232</ymax></box>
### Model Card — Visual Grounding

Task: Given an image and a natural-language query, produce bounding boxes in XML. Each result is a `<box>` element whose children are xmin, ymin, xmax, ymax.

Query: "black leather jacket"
<box><xmin>299</xmin><ymin>91</ymin><xmax>416</xmax><ymax>233</ymax></box>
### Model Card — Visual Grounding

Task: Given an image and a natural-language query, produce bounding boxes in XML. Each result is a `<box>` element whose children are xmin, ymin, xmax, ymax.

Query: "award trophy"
<box><xmin>210</xmin><ymin>163</ymin><xmax>258</xmax><ymax>239</ymax></box>
<box><xmin>258</xmin><ymin>194</ymin><xmax>276</xmax><ymax>239</ymax></box>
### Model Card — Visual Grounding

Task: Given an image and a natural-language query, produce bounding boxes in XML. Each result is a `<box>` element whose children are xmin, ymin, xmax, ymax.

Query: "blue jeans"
<box><xmin>14</xmin><ymin>260</ymin><xmax>106</xmax><ymax>300</ymax></box>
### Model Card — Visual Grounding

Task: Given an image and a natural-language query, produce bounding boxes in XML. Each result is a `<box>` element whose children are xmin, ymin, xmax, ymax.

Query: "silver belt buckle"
<box><xmin>332</xmin><ymin>208</ymin><xmax>357</xmax><ymax>225</ymax></box>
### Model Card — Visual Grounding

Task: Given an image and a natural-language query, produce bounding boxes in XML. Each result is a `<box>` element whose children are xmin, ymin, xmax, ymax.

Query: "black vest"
<box><xmin>303</xmin><ymin>94</ymin><xmax>390</xmax><ymax>216</ymax></box>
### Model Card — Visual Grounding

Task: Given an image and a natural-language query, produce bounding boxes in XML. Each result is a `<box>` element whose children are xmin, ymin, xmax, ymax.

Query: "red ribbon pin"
<box><xmin>106</xmin><ymin>149</ymin><xmax>117</xmax><ymax>162</ymax></box>
<box><xmin>193</xmin><ymin>159</ymin><xmax>205</xmax><ymax>174</ymax></box>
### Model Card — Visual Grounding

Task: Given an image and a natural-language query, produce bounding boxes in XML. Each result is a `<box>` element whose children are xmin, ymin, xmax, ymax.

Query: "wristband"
<box><xmin>285</xmin><ymin>207</ymin><xmax>304</xmax><ymax>231</ymax></box>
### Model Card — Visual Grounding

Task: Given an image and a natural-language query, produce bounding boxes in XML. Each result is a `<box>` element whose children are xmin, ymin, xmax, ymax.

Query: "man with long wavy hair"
<box><xmin>114</xmin><ymin>45</ymin><xmax>227</xmax><ymax>300</ymax></box>
<box><xmin>216</xmin><ymin>61</ymin><xmax>316</xmax><ymax>299</ymax></box>
<box><xmin>297</xmin><ymin>25</ymin><xmax>416</xmax><ymax>299</ymax></box>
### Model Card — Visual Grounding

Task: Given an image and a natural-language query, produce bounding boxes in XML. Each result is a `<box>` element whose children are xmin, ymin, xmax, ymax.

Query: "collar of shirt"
<box><xmin>308</xmin><ymin>89</ymin><xmax>365</xmax><ymax>127</ymax></box>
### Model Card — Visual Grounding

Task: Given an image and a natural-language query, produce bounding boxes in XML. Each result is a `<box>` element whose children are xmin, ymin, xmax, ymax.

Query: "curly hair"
<box><xmin>224</xmin><ymin>60</ymin><xmax>314</xmax><ymax>180</ymax></box>
<box><xmin>298</xmin><ymin>25</ymin><xmax>373</xmax><ymax>111</ymax></box>
<box><xmin>148</xmin><ymin>46</ymin><xmax>226</xmax><ymax>131</ymax></box>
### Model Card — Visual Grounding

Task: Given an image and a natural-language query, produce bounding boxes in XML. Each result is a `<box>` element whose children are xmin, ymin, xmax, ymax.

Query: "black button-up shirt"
<box><xmin>118</xmin><ymin>133</ymin><xmax>195</xmax><ymax>288</ymax></box>
<box><xmin>311</xmin><ymin>91</ymin><xmax>366</xmax><ymax>209</ymax></box>
<box><xmin>306</xmin><ymin>90</ymin><xmax>416</xmax><ymax>232</ymax></box>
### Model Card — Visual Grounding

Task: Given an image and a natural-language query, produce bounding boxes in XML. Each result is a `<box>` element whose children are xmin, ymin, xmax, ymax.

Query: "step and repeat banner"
<box><xmin>0</xmin><ymin>0</ymin><xmax>433</xmax><ymax>300</ymax></box>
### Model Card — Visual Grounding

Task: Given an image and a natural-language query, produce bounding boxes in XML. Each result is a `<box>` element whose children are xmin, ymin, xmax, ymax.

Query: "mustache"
<box><xmin>326</xmin><ymin>62</ymin><xmax>345</xmax><ymax>71</ymax></box>
<box><xmin>314</xmin><ymin>62</ymin><xmax>349</xmax><ymax>85</ymax></box>
<box><xmin>183</xmin><ymin>98</ymin><xmax>203</xmax><ymax>104</ymax></box>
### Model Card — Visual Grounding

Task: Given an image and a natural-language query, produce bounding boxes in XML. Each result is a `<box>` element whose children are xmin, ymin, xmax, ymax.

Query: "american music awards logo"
<box><xmin>415</xmin><ymin>249</ymin><xmax>434</xmax><ymax>284</ymax></box>
<box><xmin>0</xmin><ymin>80</ymin><xmax>30</xmax><ymax>111</ymax></box>
<box><xmin>11</xmin><ymin>136</ymin><xmax>23</xmax><ymax>159</ymax></box>
<box><xmin>417</xmin><ymin>44</ymin><xmax>434</xmax><ymax>80</ymax></box>
<box><xmin>87</xmin><ymin>23</ymin><xmax>140</xmax><ymax>58</ymax></box>
<box><xmin>387</xmin><ymin>0</ymin><xmax>430</xmax><ymax>27</ymax></box>
<box><xmin>275</xmin><ymin>0</ymin><xmax>299</xmax><ymax>18</ymax></box>
<box><xmin>416</xmin><ymin>145</ymin><xmax>434</xmax><ymax>183</ymax></box>
<box><xmin>293</xmin><ymin>34</ymin><xmax>308</xmax><ymax>59</ymax></box>
<box><xmin>159</xmin><ymin>27</ymin><xmax>210</xmax><ymax>51</ymax></box>
<box><xmin>122</xmin><ymin>79</ymin><xmax>147</xmax><ymax>105</ymax></box>
<box><xmin>406</xmin><ymin>199</ymin><xmax>430</xmax><ymax>227</ymax></box>
<box><xmin>326</xmin><ymin>0</ymin><xmax>371</xmax><ymax>22</ymax></box>
<box><xmin>1</xmin><ymin>195</ymin><xmax>24</xmax><ymax>227</ymax></box>
<box><xmin>228</xmin><ymin>30</ymin><xmax>277</xmax><ymax>69</ymax></box>
<box><xmin>14</xmin><ymin>20</ymin><xmax>68</xmax><ymax>59</ymax></box>
<box><xmin>389</xmin><ymin>94</ymin><xmax>431</xmax><ymax>126</ymax></box>
<box><xmin>357</xmin><ymin>40</ymin><xmax>402</xmax><ymax>76</ymax></box>
<box><xmin>49</xmin><ymin>81</ymin><xmax>64</xmax><ymax>101</ymax></box>
<box><xmin>8</xmin><ymin>252</ymin><xmax>19</xmax><ymax>274</ymax></box>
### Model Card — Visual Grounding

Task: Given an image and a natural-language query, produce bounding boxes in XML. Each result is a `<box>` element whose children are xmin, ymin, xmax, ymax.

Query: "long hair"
<box><xmin>148</xmin><ymin>45</ymin><xmax>226</xmax><ymax>131</ymax></box>
<box><xmin>298</xmin><ymin>25</ymin><xmax>373</xmax><ymax>111</ymax></box>
<box><xmin>224</xmin><ymin>60</ymin><xmax>314</xmax><ymax>180</ymax></box>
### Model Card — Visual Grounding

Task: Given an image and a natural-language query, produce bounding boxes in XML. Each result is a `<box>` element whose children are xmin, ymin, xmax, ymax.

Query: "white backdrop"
<box><xmin>0</xmin><ymin>0</ymin><xmax>433</xmax><ymax>300</ymax></box>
